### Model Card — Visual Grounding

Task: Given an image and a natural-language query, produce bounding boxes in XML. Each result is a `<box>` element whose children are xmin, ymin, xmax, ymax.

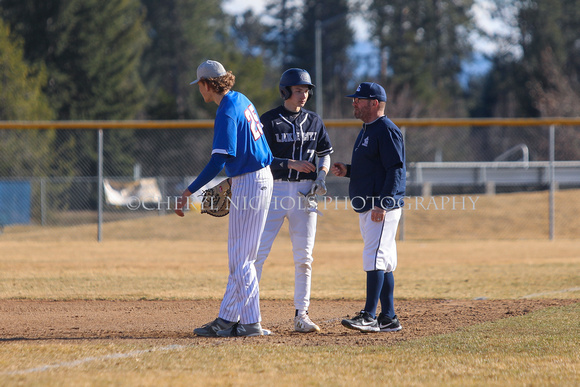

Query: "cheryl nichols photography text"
<box><xmin>125</xmin><ymin>195</ymin><xmax>480</xmax><ymax>212</ymax></box>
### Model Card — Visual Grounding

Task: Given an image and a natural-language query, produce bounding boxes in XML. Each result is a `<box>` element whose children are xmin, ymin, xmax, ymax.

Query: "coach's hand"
<box><xmin>371</xmin><ymin>206</ymin><xmax>386</xmax><ymax>222</ymax></box>
<box><xmin>289</xmin><ymin>160</ymin><xmax>316</xmax><ymax>173</ymax></box>
<box><xmin>331</xmin><ymin>162</ymin><xmax>347</xmax><ymax>177</ymax></box>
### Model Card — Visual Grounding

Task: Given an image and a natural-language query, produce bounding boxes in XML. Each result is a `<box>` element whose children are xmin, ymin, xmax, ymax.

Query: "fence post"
<box><xmin>40</xmin><ymin>177</ymin><xmax>46</xmax><ymax>226</ymax></box>
<box><xmin>549</xmin><ymin>124</ymin><xmax>555</xmax><ymax>240</ymax></box>
<box><xmin>97</xmin><ymin>129</ymin><xmax>103</xmax><ymax>242</ymax></box>
<box><xmin>400</xmin><ymin>126</ymin><xmax>406</xmax><ymax>241</ymax></box>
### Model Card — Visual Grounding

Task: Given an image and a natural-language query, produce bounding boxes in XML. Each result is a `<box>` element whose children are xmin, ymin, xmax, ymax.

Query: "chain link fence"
<box><xmin>1</xmin><ymin>119</ymin><xmax>579</xmax><ymax>240</ymax></box>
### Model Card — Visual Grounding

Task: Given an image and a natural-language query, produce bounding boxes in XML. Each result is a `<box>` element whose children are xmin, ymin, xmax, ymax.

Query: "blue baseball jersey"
<box><xmin>260</xmin><ymin>105</ymin><xmax>333</xmax><ymax>181</ymax></box>
<box><xmin>212</xmin><ymin>91</ymin><xmax>273</xmax><ymax>177</ymax></box>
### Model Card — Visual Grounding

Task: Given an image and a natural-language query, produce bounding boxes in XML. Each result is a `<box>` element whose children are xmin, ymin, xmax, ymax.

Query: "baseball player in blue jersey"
<box><xmin>331</xmin><ymin>82</ymin><xmax>406</xmax><ymax>333</ymax></box>
<box><xmin>255</xmin><ymin>68</ymin><xmax>333</xmax><ymax>333</ymax></box>
<box><xmin>175</xmin><ymin>60</ymin><xmax>274</xmax><ymax>337</ymax></box>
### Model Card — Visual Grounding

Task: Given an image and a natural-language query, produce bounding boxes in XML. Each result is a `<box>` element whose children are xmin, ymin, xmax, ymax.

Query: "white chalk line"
<box><xmin>2</xmin><ymin>344</ymin><xmax>192</xmax><ymax>376</ymax></box>
<box><xmin>520</xmin><ymin>287</ymin><xmax>580</xmax><ymax>299</ymax></box>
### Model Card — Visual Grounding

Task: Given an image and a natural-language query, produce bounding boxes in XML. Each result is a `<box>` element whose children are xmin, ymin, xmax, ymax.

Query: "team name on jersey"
<box><xmin>274</xmin><ymin>132</ymin><xmax>318</xmax><ymax>143</ymax></box>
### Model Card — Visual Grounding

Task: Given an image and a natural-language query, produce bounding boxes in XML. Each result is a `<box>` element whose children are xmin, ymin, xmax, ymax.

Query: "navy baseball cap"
<box><xmin>346</xmin><ymin>82</ymin><xmax>387</xmax><ymax>102</ymax></box>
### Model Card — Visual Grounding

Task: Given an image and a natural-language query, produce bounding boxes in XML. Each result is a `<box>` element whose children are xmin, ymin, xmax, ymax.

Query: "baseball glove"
<box><xmin>200</xmin><ymin>178</ymin><xmax>232</xmax><ymax>217</ymax></box>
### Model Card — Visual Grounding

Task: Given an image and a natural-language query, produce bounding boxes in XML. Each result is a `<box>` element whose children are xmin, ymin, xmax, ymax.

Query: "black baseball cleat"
<box><xmin>341</xmin><ymin>310</ymin><xmax>379</xmax><ymax>333</ymax></box>
<box><xmin>193</xmin><ymin>317</ymin><xmax>236</xmax><ymax>337</ymax></box>
<box><xmin>377</xmin><ymin>313</ymin><xmax>402</xmax><ymax>332</ymax></box>
<box><xmin>216</xmin><ymin>322</ymin><xmax>272</xmax><ymax>337</ymax></box>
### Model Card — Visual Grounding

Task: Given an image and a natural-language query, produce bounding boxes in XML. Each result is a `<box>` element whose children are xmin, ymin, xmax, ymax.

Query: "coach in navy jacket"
<box><xmin>346</xmin><ymin>113</ymin><xmax>406</xmax><ymax>212</ymax></box>
<box><xmin>331</xmin><ymin>81</ymin><xmax>406</xmax><ymax>334</ymax></box>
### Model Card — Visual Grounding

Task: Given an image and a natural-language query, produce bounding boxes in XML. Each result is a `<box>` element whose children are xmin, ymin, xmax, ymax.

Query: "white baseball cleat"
<box><xmin>294</xmin><ymin>312</ymin><xmax>321</xmax><ymax>333</ymax></box>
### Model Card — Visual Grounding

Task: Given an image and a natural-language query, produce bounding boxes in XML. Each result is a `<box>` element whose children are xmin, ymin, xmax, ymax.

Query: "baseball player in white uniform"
<box><xmin>255</xmin><ymin>68</ymin><xmax>333</xmax><ymax>333</ymax></box>
<box><xmin>175</xmin><ymin>60</ymin><xmax>273</xmax><ymax>337</ymax></box>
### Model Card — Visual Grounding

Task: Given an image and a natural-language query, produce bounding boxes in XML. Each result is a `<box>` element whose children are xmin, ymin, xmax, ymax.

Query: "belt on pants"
<box><xmin>274</xmin><ymin>179</ymin><xmax>314</xmax><ymax>182</ymax></box>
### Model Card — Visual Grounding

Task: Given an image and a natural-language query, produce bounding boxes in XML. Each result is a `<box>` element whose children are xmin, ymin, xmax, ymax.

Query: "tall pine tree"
<box><xmin>140</xmin><ymin>0</ymin><xmax>230</xmax><ymax>120</ymax></box>
<box><xmin>261</xmin><ymin>0</ymin><xmax>354</xmax><ymax>118</ymax></box>
<box><xmin>0</xmin><ymin>18</ymin><xmax>53</xmax><ymax>121</ymax></box>
<box><xmin>1</xmin><ymin>0</ymin><xmax>149</xmax><ymax>120</ymax></box>
<box><xmin>0</xmin><ymin>17</ymin><xmax>55</xmax><ymax>178</ymax></box>
<box><xmin>262</xmin><ymin>0</ymin><xmax>302</xmax><ymax>69</ymax></box>
<box><xmin>1</xmin><ymin>0</ymin><xmax>149</xmax><ymax>216</ymax></box>
<box><xmin>368</xmin><ymin>0</ymin><xmax>474</xmax><ymax>118</ymax></box>
<box><xmin>471</xmin><ymin>0</ymin><xmax>580</xmax><ymax>160</ymax></box>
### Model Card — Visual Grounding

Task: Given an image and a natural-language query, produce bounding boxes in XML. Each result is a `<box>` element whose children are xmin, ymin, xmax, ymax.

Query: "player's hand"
<box><xmin>331</xmin><ymin>162</ymin><xmax>347</xmax><ymax>177</ymax></box>
<box><xmin>311</xmin><ymin>178</ymin><xmax>327</xmax><ymax>195</ymax></box>
<box><xmin>371</xmin><ymin>206</ymin><xmax>386</xmax><ymax>222</ymax></box>
<box><xmin>174</xmin><ymin>195</ymin><xmax>187</xmax><ymax>217</ymax></box>
<box><xmin>288</xmin><ymin>160</ymin><xmax>316</xmax><ymax>173</ymax></box>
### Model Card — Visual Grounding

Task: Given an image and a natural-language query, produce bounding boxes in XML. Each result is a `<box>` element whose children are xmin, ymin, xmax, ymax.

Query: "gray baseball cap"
<box><xmin>190</xmin><ymin>60</ymin><xmax>227</xmax><ymax>84</ymax></box>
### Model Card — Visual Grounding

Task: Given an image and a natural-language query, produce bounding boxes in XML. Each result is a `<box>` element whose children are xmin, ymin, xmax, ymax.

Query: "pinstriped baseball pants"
<box><xmin>218</xmin><ymin>166</ymin><xmax>273</xmax><ymax>324</ymax></box>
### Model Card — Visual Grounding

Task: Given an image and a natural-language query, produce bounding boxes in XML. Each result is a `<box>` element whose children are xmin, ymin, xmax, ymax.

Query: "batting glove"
<box><xmin>311</xmin><ymin>169</ymin><xmax>328</xmax><ymax>195</ymax></box>
<box><xmin>311</xmin><ymin>177</ymin><xmax>327</xmax><ymax>195</ymax></box>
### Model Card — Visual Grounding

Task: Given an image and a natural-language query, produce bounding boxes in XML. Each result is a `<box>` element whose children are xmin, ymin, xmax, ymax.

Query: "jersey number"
<box><xmin>245</xmin><ymin>105</ymin><xmax>264</xmax><ymax>141</ymax></box>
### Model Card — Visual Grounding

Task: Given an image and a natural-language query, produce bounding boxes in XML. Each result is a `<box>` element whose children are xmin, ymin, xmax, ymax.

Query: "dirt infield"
<box><xmin>1</xmin><ymin>299</ymin><xmax>576</xmax><ymax>346</ymax></box>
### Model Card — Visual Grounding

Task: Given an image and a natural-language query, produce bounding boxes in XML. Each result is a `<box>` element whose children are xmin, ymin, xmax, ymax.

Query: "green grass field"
<box><xmin>0</xmin><ymin>190</ymin><xmax>578</xmax><ymax>386</ymax></box>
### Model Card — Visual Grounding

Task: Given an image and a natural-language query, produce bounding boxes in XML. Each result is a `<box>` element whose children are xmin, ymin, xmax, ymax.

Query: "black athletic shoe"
<box><xmin>377</xmin><ymin>313</ymin><xmax>402</xmax><ymax>332</ymax></box>
<box><xmin>341</xmin><ymin>310</ymin><xmax>379</xmax><ymax>333</ymax></box>
<box><xmin>216</xmin><ymin>322</ymin><xmax>272</xmax><ymax>337</ymax></box>
<box><xmin>193</xmin><ymin>317</ymin><xmax>236</xmax><ymax>337</ymax></box>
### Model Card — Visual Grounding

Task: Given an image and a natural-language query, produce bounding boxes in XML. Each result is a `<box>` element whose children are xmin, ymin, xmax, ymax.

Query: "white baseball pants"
<box><xmin>359</xmin><ymin>207</ymin><xmax>402</xmax><ymax>272</ymax></box>
<box><xmin>218</xmin><ymin>166</ymin><xmax>273</xmax><ymax>324</ymax></box>
<box><xmin>255</xmin><ymin>180</ymin><xmax>317</xmax><ymax>312</ymax></box>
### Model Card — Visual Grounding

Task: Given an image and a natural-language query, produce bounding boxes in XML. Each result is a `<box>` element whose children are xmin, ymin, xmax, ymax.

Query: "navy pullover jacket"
<box><xmin>346</xmin><ymin>116</ymin><xmax>406</xmax><ymax>213</ymax></box>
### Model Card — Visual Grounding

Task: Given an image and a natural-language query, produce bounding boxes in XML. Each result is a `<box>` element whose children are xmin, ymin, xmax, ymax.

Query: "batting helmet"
<box><xmin>279</xmin><ymin>68</ymin><xmax>315</xmax><ymax>100</ymax></box>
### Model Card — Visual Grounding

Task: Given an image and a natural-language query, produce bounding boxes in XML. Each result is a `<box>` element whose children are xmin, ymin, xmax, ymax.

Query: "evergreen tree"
<box><xmin>231</xmin><ymin>10</ymin><xmax>269</xmax><ymax>58</ymax></box>
<box><xmin>1</xmin><ymin>0</ymin><xmax>149</xmax><ymax>120</ymax></box>
<box><xmin>135</xmin><ymin>0</ymin><xmax>279</xmax><ymax>177</ymax></box>
<box><xmin>476</xmin><ymin>0</ymin><xmax>580</xmax><ymax>118</ymax></box>
<box><xmin>0</xmin><ymin>16</ymin><xmax>55</xmax><ymax>178</ymax></box>
<box><xmin>517</xmin><ymin>0</ymin><xmax>580</xmax><ymax>117</ymax></box>
<box><xmin>140</xmin><ymin>0</ymin><xmax>231</xmax><ymax>120</ymax></box>
<box><xmin>292</xmin><ymin>0</ymin><xmax>354</xmax><ymax>118</ymax></box>
<box><xmin>263</xmin><ymin>0</ymin><xmax>302</xmax><ymax>69</ymax></box>
<box><xmin>471</xmin><ymin>0</ymin><xmax>580</xmax><ymax>160</ymax></box>
<box><xmin>230</xmin><ymin>9</ymin><xmax>281</xmax><ymax>110</ymax></box>
<box><xmin>1</xmin><ymin>0</ymin><xmax>149</xmax><ymax>215</ymax></box>
<box><xmin>1</xmin><ymin>0</ymin><xmax>149</xmax><ymax>179</ymax></box>
<box><xmin>0</xmin><ymin>18</ymin><xmax>53</xmax><ymax>121</ymax></box>
<box><xmin>368</xmin><ymin>0</ymin><xmax>474</xmax><ymax>118</ymax></box>
<box><xmin>561</xmin><ymin>0</ymin><xmax>580</xmax><ymax>80</ymax></box>
<box><xmin>364</xmin><ymin>0</ymin><xmax>474</xmax><ymax>164</ymax></box>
